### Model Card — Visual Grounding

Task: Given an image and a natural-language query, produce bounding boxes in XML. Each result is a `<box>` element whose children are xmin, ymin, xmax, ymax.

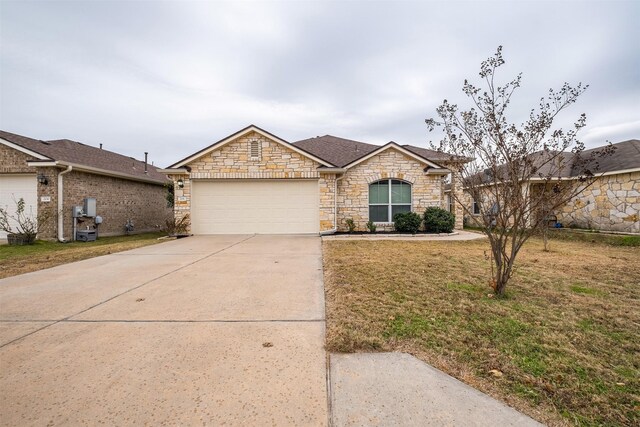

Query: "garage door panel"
<box><xmin>0</xmin><ymin>175</ymin><xmax>38</xmax><ymax>239</ymax></box>
<box><xmin>191</xmin><ymin>180</ymin><xmax>319</xmax><ymax>234</ymax></box>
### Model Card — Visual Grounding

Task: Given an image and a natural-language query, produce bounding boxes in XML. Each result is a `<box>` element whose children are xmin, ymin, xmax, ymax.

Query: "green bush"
<box><xmin>423</xmin><ymin>207</ymin><xmax>455</xmax><ymax>233</ymax></box>
<box><xmin>393</xmin><ymin>212</ymin><xmax>422</xmax><ymax>234</ymax></box>
<box><xmin>345</xmin><ymin>218</ymin><xmax>356</xmax><ymax>233</ymax></box>
<box><xmin>366</xmin><ymin>220</ymin><xmax>377</xmax><ymax>233</ymax></box>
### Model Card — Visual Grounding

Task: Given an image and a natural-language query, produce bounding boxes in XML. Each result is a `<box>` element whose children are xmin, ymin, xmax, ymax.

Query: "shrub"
<box><xmin>0</xmin><ymin>197</ymin><xmax>52</xmax><ymax>244</ymax></box>
<box><xmin>345</xmin><ymin>218</ymin><xmax>356</xmax><ymax>233</ymax></box>
<box><xmin>164</xmin><ymin>214</ymin><xmax>190</xmax><ymax>236</ymax></box>
<box><xmin>366</xmin><ymin>220</ymin><xmax>377</xmax><ymax>233</ymax></box>
<box><xmin>423</xmin><ymin>207</ymin><xmax>455</xmax><ymax>233</ymax></box>
<box><xmin>393</xmin><ymin>212</ymin><xmax>422</xmax><ymax>234</ymax></box>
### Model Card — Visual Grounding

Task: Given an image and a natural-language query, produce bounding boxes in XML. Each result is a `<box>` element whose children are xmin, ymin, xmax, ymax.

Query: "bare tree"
<box><xmin>426</xmin><ymin>46</ymin><xmax>613</xmax><ymax>295</ymax></box>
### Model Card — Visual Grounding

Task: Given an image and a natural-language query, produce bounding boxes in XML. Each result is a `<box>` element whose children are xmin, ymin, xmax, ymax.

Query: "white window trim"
<box><xmin>369</xmin><ymin>179</ymin><xmax>412</xmax><ymax>223</ymax></box>
<box><xmin>472</xmin><ymin>198</ymin><xmax>481</xmax><ymax>215</ymax></box>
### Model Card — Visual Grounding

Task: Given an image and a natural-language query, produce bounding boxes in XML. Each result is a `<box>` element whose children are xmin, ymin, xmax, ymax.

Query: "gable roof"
<box><xmin>168</xmin><ymin>125</ymin><xmax>334</xmax><ymax>169</ymax></box>
<box><xmin>292</xmin><ymin>135</ymin><xmax>465</xmax><ymax>168</ymax></box>
<box><xmin>0</xmin><ymin>130</ymin><xmax>168</xmax><ymax>184</ymax></box>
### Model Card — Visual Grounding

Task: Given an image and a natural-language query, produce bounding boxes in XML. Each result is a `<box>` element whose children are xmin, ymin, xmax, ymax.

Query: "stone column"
<box><xmin>449</xmin><ymin>167</ymin><xmax>465</xmax><ymax>230</ymax></box>
<box><xmin>170</xmin><ymin>174</ymin><xmax>191</xmax><ymax>233</ymax></box>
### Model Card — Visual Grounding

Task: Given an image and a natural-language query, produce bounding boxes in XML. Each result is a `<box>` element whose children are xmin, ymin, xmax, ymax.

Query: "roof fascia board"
<box><xmin>425</xmin><ymin>168</ymin><xmax>451</xmax><ymax>175</ymax></box>
<box><xmin>26</xmin><ymin>161</ymin><xmax>166</xmax><ymax>185</ymax></box>
<box><xmin>317</xmin><ymin>167</ymin><xmax>346</xmax><ymax>173</ymax></box>
<box><xmin>157</xmin><ymin>168</ymin><xmax>189</xmax><ymax>175</ymax></box>
<box><xmin>169</xmin><ymin>125</ymin><xmax>334</xmax><ymax>168</ymax></box>
<box><xmin>0</xmin><ymin>138</ymin><xmax>51</xmax><ymax>160</ymax></box>
<box><xmin>344</xmin><ymin>142</ymin><xmax>444</xmax><ymax>170</ymax></box>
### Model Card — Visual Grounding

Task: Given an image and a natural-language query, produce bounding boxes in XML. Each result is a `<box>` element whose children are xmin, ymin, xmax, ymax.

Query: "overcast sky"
<box><xmin>1</xmin><ymin>0</ymin><xmax>638</xmax><ymax>167</ymax></box>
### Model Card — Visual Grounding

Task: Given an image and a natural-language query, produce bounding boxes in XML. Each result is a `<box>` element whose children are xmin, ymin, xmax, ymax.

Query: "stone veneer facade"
<box><xmin>551</xmin><ymin>171</ymin><xmax>640</xmax><ymax>233</ymax></box>
<box><xmin>335</xmin><ymin>149</ymin><xmax>446</xmax><ymax>231</ymax></box>
<box><xmin>1</xmin><ymin>144</ymin><xmax>172</xmax><ymax>240</ymax></box>
<box><xmin>169</xmin><ymin>131</ymin><xmax>461</xmax><ymax>234</ymax></box>
<box><xmin>169</xmin><ymin>131</ymin><xmax>337</xmax><ymax>233</ymax></box>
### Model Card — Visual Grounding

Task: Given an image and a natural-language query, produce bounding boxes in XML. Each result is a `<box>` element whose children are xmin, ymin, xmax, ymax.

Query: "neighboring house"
<box><xmin>160</xmin><ymin>125</ymin><xmax>467</xmax><ymax>234</ymax></box>
<box><xmin>552</xmin><ymin>140</ymin><xmax>639</xmax><ymax>232</ymax></box>
<box><xmin>0</xmin><ymin>130</ymin><xmax>172</xmax><ymax>240</ymax></box>
<box><xmin>447</xmin><ymin>139</ymin><xmax>640</xmax><ymax>233</ymax></box>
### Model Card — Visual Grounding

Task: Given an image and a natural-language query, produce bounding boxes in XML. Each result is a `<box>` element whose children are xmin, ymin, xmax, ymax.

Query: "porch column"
<box><xmin>450</xmin><ymin>167</ymin><xmax>465</xmax><ymax>230</ymax></box>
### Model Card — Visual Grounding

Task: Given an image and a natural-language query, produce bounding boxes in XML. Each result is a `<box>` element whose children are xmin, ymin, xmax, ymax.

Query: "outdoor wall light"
<box><xmin>37</xmin><ymin>173</ymin><xmax>48</xmax><ymax>185</ymax></box>
<box><xmin>177</xmin><ymin>178</ymin><xmax>184</xmax><ymax>189</ymax></box>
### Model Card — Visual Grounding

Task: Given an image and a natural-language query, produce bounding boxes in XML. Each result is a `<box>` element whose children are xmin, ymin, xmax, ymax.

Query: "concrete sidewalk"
<box><xmin>330</xmin><ymin>353</ymin><xmax>542</xmax><ymax>426</ymax></box>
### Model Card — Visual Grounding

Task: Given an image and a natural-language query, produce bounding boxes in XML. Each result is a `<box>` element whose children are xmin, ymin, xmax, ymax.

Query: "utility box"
<box><xmin>72</xmin><ymin>206</ymin><xmax>84</xmax><ymax>218</ymax></box>
<box><xmin>76</xmin><ymin>230</ymin><xmax>97</xmax><ymax>242</ymax></box>
<box><xmin>84</xmin><ymin>198</ymin><xmax>97</xmax><ymax>217</ymax></box>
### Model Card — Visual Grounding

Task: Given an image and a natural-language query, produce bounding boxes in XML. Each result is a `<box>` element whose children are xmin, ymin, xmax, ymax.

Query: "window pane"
<box><xmin>391</xmin><ymin>181</ymin><xmax>411</xmax><ymax>204</ymax></box>
<box><xmin>369</xmin><ymin>205</ymin><xmax>388</xmax><ymax>222</ymax></box>
<box><xmin>369</xmin><ymin>181</ymin><xmax>389</xmax><ymax>204</ymax></box>
<box><xmin>391</xmin><ymin>204</ymin><xmax>411</xmax><ymax>218</ymax></box>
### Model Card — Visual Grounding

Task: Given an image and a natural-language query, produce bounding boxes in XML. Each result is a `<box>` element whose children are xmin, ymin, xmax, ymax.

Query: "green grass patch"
<box><xmin>324</xmin><ymin>238</ymin><xmax>640</xmax><ymax>426</ymax></box>
<box><xmin>0</xmin><ymin>232</ymin><xmax>167</xmax><ymax>278</ymax></box>
<box><xmin>0</xmin><ymin>232</ymin><xmax>164</xmax><ymax>261</ymax></box>
<box><xmin>570</xmin><ymin>285</ymin><xmax>603</xmax><ymax>296</ymax></box>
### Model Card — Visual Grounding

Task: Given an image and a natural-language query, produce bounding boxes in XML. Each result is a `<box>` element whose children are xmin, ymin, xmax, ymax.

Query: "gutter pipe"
<box><xmin>57</xmin><ymin>165</ymin><xmax>73</xmax><ymax>242</ymax></box>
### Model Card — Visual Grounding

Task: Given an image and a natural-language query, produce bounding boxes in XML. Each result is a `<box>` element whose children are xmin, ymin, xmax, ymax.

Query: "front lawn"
<box><xmin>323</xmin><ymin>236</ymin><xmax>639</xmax><ymax>426</ymax></box>
<box><xmin>0</xmin><ymin>232</ymin><xmax>166</xmax><ymax>279</ymax></box>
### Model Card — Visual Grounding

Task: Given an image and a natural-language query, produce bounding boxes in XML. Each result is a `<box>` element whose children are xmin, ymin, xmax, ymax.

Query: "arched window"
<box><xmin>368</xmin><ymin>179</ymin><xmax>412</xmax><ymax>222</ymax></box>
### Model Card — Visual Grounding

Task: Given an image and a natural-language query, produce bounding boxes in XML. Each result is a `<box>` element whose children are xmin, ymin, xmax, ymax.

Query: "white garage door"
<box><xmin>191</xmin><ymin>179</ymin><xmax>319</xmax><ymax>234</ymax></box>
<box><xmin>0</xmin><ymin>174</ymin><xmax>38</xmax><ymax>239</ymax></box>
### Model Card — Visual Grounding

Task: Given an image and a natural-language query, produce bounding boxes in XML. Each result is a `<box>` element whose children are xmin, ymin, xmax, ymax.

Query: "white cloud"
<box><xmin>1</xmin><ymin>0</ymin><xmax>638</xmax><ymax>167</ymax></box>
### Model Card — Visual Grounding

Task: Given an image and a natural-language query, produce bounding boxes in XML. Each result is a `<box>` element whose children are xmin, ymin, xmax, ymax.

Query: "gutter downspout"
<box><xmin>57</xmin><ymin>165</ymin><xmax>73</xmax><ymax>242</ymax></box>
<box><xmin>320</xmin><ymin>174</ymin><xmax>344</xmax><ymax>235</ymax></box>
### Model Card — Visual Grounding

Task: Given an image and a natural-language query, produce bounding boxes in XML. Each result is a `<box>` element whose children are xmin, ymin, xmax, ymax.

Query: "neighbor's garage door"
<box><xmin>0</xmin><ymin>174</ymin><xmax>38</xmax><ymax>239</ymax></box>
<box><xmin>191</xmin><ymin>179</ymin><xmax>319</xmax><ymax>234</ymax></box>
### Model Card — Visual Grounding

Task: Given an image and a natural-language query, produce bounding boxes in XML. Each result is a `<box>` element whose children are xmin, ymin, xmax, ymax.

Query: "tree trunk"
<box><xmin>494</xmin><ymin>270</ymin><xmax>509</xmax><ymax>296</ymax></box>
<box><xmin>542</xmin><ymin>226</ymin><xmax>550</xmax><ymax>252</ymax></box>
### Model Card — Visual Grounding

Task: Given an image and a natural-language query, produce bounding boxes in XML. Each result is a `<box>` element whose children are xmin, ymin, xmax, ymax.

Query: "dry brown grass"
<box><xmin>0</xmin><ymin>233</ymin><xmax>165</xmax><ymax>279</ymax></box>
<box><xmin>323</xmin><ymin>236</ymin><xmax>639</xmax><ymax>426</ymax></box>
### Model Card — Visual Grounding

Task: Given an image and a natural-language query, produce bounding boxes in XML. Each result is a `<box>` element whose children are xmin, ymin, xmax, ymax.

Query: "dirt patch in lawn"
<box><xmin>0</xmin><ymin>233</ymin><xmax>166</xmax><ymax>279</ymax></box>
<box><xmin>323</xmin><ymin>237</ymin><xmax>639</xmax><ymax>426</ymax></box>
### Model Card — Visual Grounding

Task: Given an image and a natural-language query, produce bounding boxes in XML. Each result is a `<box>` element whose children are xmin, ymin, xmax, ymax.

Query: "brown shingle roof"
<box><xmin>571</xmin><ymin>139</ymin><xmax>640</xmax><ymax>175</ymax></box>
<box><xmin>292</xmin><ymin>135</ymin><xmax>465</xmax><ymax>167</ymax></box>
<box><xmin>459</xmin><ymin>139</ymin><xmax>639</xmax><ymax>188</ymax></box>
<box><xmin>402</xmin><ymin>145</ymin><xmax>469</xmax><ymax>163</ymax></box>
<box><xmin>293</xmin><ymin>135</ymin><xmax>378</xmax><ymax>167</ymax></box>
<box><xmin>0</xmin><ymin>130</ymin><xmax>167</xmax><ymax>184</ymax></box>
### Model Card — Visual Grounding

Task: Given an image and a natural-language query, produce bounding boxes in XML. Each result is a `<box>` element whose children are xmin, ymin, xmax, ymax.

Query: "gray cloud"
<box><xmin>1</xmin><ymin>0</ymin><xmax>638</xmax><ymax>167</ymax></box>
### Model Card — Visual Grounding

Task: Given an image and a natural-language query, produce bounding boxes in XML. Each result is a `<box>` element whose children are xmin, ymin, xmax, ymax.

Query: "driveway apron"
<box><xmin>0</xmin><ymin>235</ymin><xmax>327</xmax><ymax>426</ymax></box>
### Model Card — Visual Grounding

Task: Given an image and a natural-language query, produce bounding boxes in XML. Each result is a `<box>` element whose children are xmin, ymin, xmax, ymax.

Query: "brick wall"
<box><xmin>336</xmin><ymin>149</ymin><xmax>445</xmax><ymax>231</ymax></box>
<box><xmin>68</xmin><ymin>171</ymin><xmax>168</xmax><ymax>239</ymax></box>
<box><xmin>35</xmin><ymin>168</ymin><xmax>171</xmax><ymax>240</ymax></box>
<box><xmin>0</xmin><ymin>144</ymin><xmax>35</xmax><ymax>173</ymax></box>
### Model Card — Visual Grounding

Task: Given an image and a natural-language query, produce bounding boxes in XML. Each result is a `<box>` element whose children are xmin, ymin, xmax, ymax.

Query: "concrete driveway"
<box><xmin>0</xmin><ymin>235</ymin><xmax>327</xmax><ymax>426</ymax></box>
